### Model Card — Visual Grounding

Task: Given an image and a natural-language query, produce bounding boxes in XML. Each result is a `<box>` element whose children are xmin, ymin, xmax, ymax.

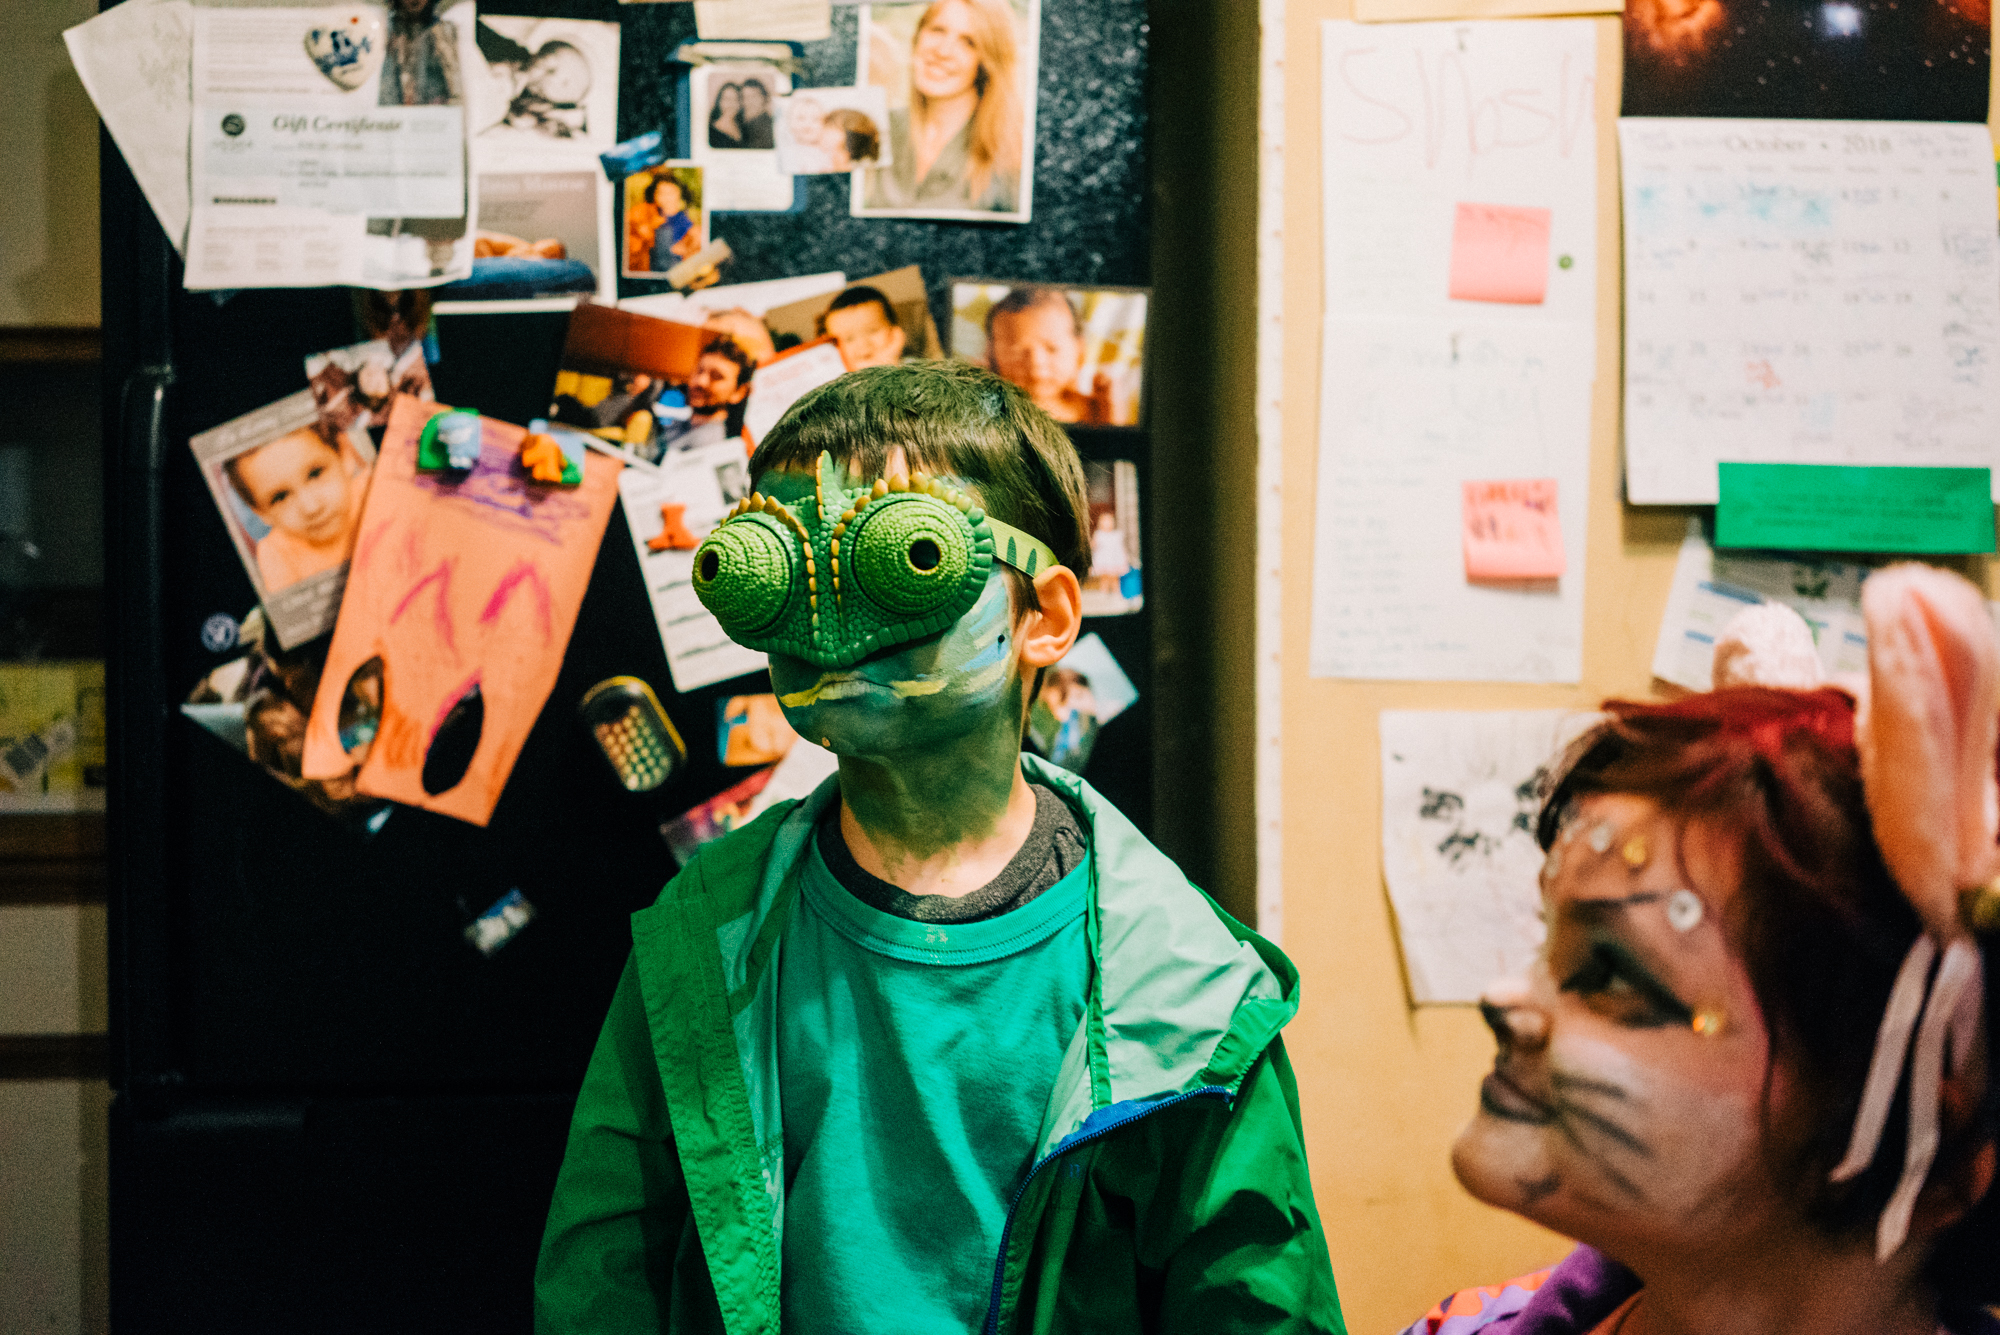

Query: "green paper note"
<box><xmin>1716</xmin><ymin>464</ymin><xmax>1995</xmax><ymax>554</ymax></box>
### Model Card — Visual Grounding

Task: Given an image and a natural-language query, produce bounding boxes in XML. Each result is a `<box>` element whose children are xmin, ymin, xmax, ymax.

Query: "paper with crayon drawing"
<box><xmin>1381</xmin><ymin>709</ymin><xmax>1594</xmax><ymax>1004</ymax></box>
<box><xmin>300</xmin><ymin>396</ymin><xmax>622</xmax><ymax>826</ymax></box>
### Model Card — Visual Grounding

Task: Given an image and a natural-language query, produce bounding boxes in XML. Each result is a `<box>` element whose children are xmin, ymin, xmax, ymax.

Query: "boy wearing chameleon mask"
<box><xmin>535</xmin><ymin>362</ymin><xmax>1343</xmax><ymax>1334</ymax></box>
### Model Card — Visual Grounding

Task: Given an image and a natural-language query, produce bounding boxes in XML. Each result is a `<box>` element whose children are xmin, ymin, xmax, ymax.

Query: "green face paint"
<box><xmin>768</xmin><ymin>568</ymin><xmax>1023</xmax><ymax>761</ymax></box>
<box><xmin>690</xmin><ymin>452</ymin><xmax>1060</xmax><ymax>670</ymax></box>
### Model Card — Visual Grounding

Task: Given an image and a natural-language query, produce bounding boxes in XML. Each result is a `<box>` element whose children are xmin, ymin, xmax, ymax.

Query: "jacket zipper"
<box><xmin>979</xmin><ymin>1085</ymin><xmax>1232</xmax><ymax>1335</ymax></box>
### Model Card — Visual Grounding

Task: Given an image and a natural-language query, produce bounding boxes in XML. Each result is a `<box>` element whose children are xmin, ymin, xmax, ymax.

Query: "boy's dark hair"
<box><xmin>818</xmin><ymin>285</ymin><xmax>898</xmax><ymax>335</ymax></box>
<box><xmin>985</xmin><ymin>286</ymin><xmax>1081</xmax><ymax>347</ymax></box>
<box><xmin>699</xmin><ymin>335</ymin><xmax>755</xmax><ymax>390</ymax></box>
<box><xmin>747</xmin><ymin>362</ymin><xmax>1091</xmax><ymax>591</ymax></box>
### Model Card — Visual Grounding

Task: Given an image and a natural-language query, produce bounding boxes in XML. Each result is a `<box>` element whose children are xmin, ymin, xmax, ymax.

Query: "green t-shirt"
<box><xmin>777</xmin><ymin>828</ymin><xmax>1092</xmax><ymax>1333</ymax></box>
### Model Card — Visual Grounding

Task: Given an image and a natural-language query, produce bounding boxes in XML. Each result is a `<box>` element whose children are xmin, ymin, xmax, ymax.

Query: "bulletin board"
<box><xmin>1256</xmin><ymin>5</ymin><xmax>2000</xmax><ymax>1332</ymax></box>
<box><xmin>438</xmin><ymin>0</ymin><xmax>1163</xmax><ymax>832</ymax></box>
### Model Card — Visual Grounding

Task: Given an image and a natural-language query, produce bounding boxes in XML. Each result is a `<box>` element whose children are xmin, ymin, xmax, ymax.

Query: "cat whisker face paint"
<box><xmin>1453</xmin><ymin>793</ymin><xmax>1796</xmax><ymax>1260</ymax></box>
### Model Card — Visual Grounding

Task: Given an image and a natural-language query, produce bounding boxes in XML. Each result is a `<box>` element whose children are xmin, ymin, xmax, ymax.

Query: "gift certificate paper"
<box><xmin>185</xmin><ymin>4</ymin><xmax>477</xmax><ymax>290</ymax></box>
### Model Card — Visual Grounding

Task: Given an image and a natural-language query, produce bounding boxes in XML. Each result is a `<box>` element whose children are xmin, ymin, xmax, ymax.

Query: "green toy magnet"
<box><xmin>691</xmin><ymin>452</ymin><xmax>1061</xmax><ymax>670</ymax></box>
<box><xmin>418</xmin><ymin>408</ymin><xmax>483</xmax><ymax>473</ymax></box>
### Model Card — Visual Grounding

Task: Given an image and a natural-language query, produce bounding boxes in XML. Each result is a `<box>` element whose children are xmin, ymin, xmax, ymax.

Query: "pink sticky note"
<box><xmin>1448</xmin><ymin>203</ymin><xmax>1553</xmax><ymax>305</ymax></box>
<box><xmin>1463</xmin><ymin>480</ymin><xmax>1565</xmax><ymax>580</ymax></box>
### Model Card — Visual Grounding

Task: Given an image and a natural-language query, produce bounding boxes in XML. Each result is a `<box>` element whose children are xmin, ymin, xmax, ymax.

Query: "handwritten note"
<box><xmin>1381</xmin><ymin>709</ymin><xmax>1595</xmax><ymax>1004</ymax></box>
<box><xmin>1321</xmin><ymin>19</ymin><xmax>1599</xmax><ymax>328</ymax></box>
<box><xmin>1310</xmin><ymin>320</ymin><xmax>1593</xmax><ymax>682</ymax></box>
<box><xmin>1620</xmin><ymin>118</ymin><xmax>2000</xmax><ymax>504</ymax></box>
<box><xmin>1450</xmin><ymin>204</ymin><xmax>1553</xmax><ymax>305</ymax></box>
<box><xmin>1314</xmin><ymin>19</ymin><xmax>1599</xmax><ymax>683</ymax></box>
<box><xmin>1463</xmin><ymin>480</ymin><xmax>1564</xmax><ymax>578</ymax></box>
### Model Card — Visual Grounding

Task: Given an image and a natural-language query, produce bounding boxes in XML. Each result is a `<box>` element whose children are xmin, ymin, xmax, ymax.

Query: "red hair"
<box><xmin>1544</xmin><ymin>688</ymin><xmax>1998</xmax><ymax>1302</ymax></box>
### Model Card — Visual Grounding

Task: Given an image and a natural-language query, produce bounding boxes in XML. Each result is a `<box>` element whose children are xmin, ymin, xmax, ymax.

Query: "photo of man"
<box><xmin>656</xmin><ymin>338</ymin><xmax>755</xmax><ymax>453</ymax></box>
<box><xmin>764</xmin><ymin>265</ymin><xmax>945</xmax><ymax>364</ymax></box>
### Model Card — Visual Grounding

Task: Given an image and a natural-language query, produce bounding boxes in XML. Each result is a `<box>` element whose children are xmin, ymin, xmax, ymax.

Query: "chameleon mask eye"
<box><xmin>846</xmin><ymin>495</ymin><xmax>974</xmax><ymax>618</ymax></box>
<box><xmin>691</xmin><ymin>514</ymin><xmax>796</xmax><ymax>636</ymax></box>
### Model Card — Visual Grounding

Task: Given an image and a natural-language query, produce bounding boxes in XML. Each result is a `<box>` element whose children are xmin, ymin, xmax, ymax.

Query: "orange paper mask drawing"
<box><xmin>301</xmin><ymin>396</ymin><xmax>624</xmax><ymax>826</ymax></box>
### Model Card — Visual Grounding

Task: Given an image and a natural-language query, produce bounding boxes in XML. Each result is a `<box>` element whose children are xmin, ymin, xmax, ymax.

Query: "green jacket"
<box><xmin>535</xmin><ymin>757</ymin><xmax>1344</xmax><ymax>1334</ymax></box>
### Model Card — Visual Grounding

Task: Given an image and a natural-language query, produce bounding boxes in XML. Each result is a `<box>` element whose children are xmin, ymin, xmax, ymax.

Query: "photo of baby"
<box><xmin>949</xmin><ymin>281</ymin><xmax>1149</xmax><ymax>428</ymax></box>
<box><xmin>304</xmin><ymin>337</ymin><xmax>434</xmax><ymax>435</ymax></box>
<box><xmin>192</xmin><ymin>389</ymin><xmax>379</xmax><ymax>649</ymax></box>
<box><xmin>622</xmin><ymin>163</ymin><xmax>706</xmax><ymax>279</ymax></box>
<box><xmin>472</xmin><ymin>18</ymin><xmax>618</xmax><ymax>146</ymax></box>
<box><xmin>775</xmin><ymin>87</ymin><xmax>893</xmax><ymax>175</ymax></box>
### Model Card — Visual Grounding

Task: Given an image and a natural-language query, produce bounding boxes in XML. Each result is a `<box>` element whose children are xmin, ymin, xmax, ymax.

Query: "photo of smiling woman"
<box><xmin>854</xmin><ymin>0</ymin><xmax>1040</xmax><ymax>223</ymax></box>
<box><xmin>1406</xmin><ymin>583</ymin><xmax>2000</xmax><ymax>1335</ymax></box>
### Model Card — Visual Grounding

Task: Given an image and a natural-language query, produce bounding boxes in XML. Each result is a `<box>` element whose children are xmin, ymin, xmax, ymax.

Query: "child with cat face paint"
<box><xmin>1408</xmin><ymin>574</ymin><xmax>2000</xmax><ymax>1335</ymax></box>
<box><xmin>535</xmin><ymin>362</ymin><xmax>1344</xmax><ymax>1334</ymax></box>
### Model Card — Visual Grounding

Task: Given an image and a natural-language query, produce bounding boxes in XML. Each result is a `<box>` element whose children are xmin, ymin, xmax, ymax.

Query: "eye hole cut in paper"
<box><xmin>300</xmin><ymin>395</ymin><xmax>623</xmax><ymax>826</ymax></box>
<box><xmin>1448</xmin><ymin>203</ymin><xmax>1553</xmax><ymax>306</ymax></box>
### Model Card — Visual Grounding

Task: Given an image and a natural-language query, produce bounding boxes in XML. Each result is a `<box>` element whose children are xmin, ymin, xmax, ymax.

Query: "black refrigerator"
<box><xmin>101</xmin><ymin>3</ymin><xmax>1154</xmax><ymax>1329</ymax></box>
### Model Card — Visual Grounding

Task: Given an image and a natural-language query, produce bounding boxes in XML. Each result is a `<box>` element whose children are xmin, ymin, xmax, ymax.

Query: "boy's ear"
<box><xmin>1017</xmin><ymin>566</ymin><xmax>1083</xmax><ymax>670</ymax></box>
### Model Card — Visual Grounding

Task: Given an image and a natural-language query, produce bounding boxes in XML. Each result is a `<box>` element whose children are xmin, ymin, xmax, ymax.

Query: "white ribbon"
<box><xmin>1832</xmin><ymin>936</ymin><xmax>1985</xmax><ymax>1262</ymax></box>
<box><xmin>1831</xmin><ymin>936</ymin><xmax>1937</xmax><ymax>1186</ymax></box>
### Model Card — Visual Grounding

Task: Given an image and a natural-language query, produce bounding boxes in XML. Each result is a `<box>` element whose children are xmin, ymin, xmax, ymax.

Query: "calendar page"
<box><xmin>1619</xmin><ymin>118</ymin><xmax>2000</xmax><ymax>505</ymax></box>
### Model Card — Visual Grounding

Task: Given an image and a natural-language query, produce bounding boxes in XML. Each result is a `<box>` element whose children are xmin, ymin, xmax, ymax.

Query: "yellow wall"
<box><xmin>1273</xmin><ymin>10</ymin><xmax>1702</xmax><ymax>1331</ymax></box>
<box><xmin>1273</xmin><ymin>7</ymin><xmax>2000</xmax><ymax>1331</ymax></box>
<box><xmin>0</xmin><ymin>0</ymin><xmax>101</xmax><ymax>328</ymax></box>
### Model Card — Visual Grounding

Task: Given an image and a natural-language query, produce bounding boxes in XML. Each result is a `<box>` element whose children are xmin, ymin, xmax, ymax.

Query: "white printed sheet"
<box><xmin>185</xmin><ymin>4</ymin><xmax>478</xmax><ymax>291</ymax></box>
<box><xmin>1619</xmin><ymin>118</ymin><xmax>2000</xmax><ymax>504</ymax></box>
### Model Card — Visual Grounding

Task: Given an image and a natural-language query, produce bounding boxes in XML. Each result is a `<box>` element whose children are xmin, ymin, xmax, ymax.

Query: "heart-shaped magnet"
<box><xmin>304</xmin><ymin>15</ymin><xmax>385</xmax><ymax>92</ymax></box>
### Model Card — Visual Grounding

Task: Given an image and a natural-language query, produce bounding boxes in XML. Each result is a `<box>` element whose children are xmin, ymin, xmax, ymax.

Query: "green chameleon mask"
<box><xmin>691</xmin><ymin>452</ymin><xmax>1061</xmax><ymax>670</ymax></box>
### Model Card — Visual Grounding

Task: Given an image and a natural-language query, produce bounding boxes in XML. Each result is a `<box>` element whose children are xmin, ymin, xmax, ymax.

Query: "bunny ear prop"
<box><xmin>1831</xmin><ymin>563</ymin><xmax>1998</xmax><ymax>1262</ymax></box>
<box><xmin>1856</xmin><ymin>564</ymin><xmax>2000</xmax><ymax>933</ymax></box>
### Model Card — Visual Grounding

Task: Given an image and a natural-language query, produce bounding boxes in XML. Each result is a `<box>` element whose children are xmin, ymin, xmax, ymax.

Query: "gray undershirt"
<box><xmin>814</xmin><ymin>781</ymin><xmax>1089</xmax><ymax>924</ymax></box>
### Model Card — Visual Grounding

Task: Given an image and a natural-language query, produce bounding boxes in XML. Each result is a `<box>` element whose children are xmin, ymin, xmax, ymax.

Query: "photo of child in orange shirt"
<box><xmin>223</xmin><ymin>426</ymin><xmax>373</xmax><ymax>592</ymax></box>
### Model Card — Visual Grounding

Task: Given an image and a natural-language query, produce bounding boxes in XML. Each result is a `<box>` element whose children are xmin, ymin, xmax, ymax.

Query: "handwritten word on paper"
<box><xmin>1620</xmin><ymin>118</ymin><xmax>2000</xmax><ymax>505</ymax></box>
<box><xmin>1321</xmin><ymin>19</ymin><xmax>1598</xmax><ymax>328</ymax></box>
<box><xmin>1463</xmin><ymin>479</ymin><xmax>1564</xmax><ymax>578</ymax></box>
<box><xmin>1449</xmin><ymin>204</ymin><xmax>1552</xmax><ymax>305</ymax></box>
